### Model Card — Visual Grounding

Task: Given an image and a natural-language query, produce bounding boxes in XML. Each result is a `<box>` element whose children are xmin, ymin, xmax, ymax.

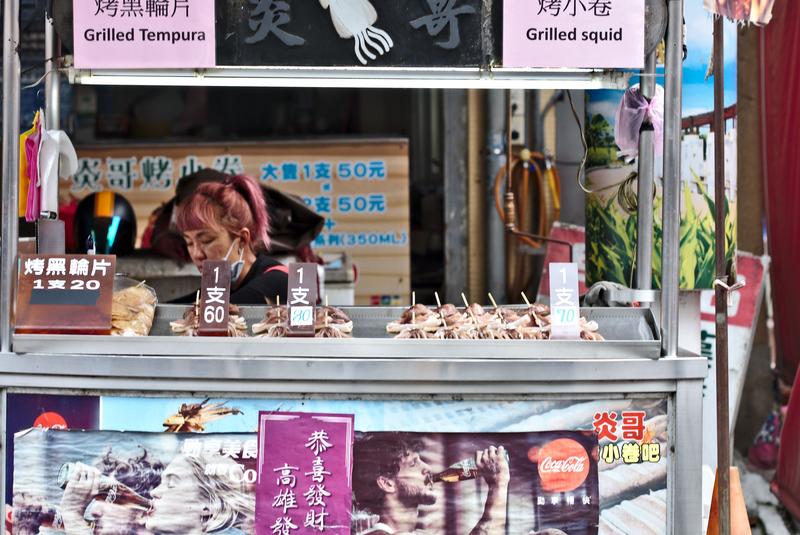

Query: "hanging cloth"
<box><xmin>613</xmin><ymin>83</ymin><xmax>664</xmax><ymax>161</ymax></box>
<box><xmin>24</xmin><ymin>110</ymin><xmax>45</xmax><ymax>222</ymax></box>
<box><xmin>18</xmin><ymin>112</ymin><xmax>40</xmax><ymax>218</ymax></box>
<box><xmin>704</xmin><ymin>0</ymin><xmax>775</xmax><ymax>25</ymax></box>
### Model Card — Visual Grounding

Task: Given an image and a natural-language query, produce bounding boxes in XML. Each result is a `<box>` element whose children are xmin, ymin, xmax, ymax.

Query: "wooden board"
<box><xmin>67</xmin><ymin>139</ymin><xmax>410</xmax><ymax>305</ymax></box>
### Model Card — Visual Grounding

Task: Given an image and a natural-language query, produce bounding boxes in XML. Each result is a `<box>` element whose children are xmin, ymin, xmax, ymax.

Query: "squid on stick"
<box><xmin>318</xmin><ymin>0</ymin><xmax>394</xmax><ymax>65</ymax></box>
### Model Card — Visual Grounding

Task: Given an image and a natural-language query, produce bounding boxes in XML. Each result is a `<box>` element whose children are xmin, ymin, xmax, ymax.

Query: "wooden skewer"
<box><xmin>412</xmin><ymin>291</ymin><xmax>416</xmax><ymax>325</ymax></box>
<box><xmin>461</xmin><ymin>292</ymin><xmax>479</xmax><ymax>324</ymax></box>
<box><xmin>520</xmin><ymin>292</ymin><xmax>532</xmax><ymax>306</ymax></box>
<box><xmin>487</xmin><ymin>292</ymin><xmax>505</xmax><ymax>327</ymax></box>
<box><xmin>434</xmin><ymin>291</ymin><xmax>447</xmax><ymax>328</ymax></box>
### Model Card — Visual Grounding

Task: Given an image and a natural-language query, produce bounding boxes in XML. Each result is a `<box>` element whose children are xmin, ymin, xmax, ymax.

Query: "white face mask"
<box><xmin>224</xmin><ymin>238</ymin><xmax>245</xmax><ymax>281</ymax></box>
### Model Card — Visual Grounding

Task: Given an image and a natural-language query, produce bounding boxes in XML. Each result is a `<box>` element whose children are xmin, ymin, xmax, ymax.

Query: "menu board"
<box><xmin>15</xmin><ymin>254</ymin><xmax>115</xmax><ymax>334</ymax></box>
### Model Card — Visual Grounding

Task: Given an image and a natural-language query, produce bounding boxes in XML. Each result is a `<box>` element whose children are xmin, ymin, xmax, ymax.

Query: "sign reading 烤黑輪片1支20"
<box><xmin>503</xmin><ymin>0</ymin><xmax>644</xmax><ymax>69</ymax></box>
<box><xmin>72</xmin><ymin>0</ymin><xmax>216</xmax><ymax>68</ymax></box>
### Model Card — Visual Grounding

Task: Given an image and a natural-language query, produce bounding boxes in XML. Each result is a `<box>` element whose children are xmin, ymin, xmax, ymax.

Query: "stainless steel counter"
<box><xmin>0</xmin><ymin>305</ymin><xmax>705</xmax><ymax>533</ymax></box>
<box><xmin>12</xmin><ymin>305</ymin><xmax>663</xmax><ymax>359</ymax></box>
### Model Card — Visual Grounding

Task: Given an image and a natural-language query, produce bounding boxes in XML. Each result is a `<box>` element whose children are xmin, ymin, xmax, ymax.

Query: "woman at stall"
<box><xmin>174</xmin><ymin>173</ymin><xmax>288</xmax><ymax>305</ymax></box>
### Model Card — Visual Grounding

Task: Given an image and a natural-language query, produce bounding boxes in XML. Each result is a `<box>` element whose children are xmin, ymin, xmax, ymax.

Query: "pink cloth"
<box><xmin>614</xmin><ymin>83</ymin><xmax>664</xmax><ymax>161</ymax></box>
<box><xmin>24</xmin><ymin>114</ymin><xmax>43</xmax><ymax>222</ymax></box>
<box><xmin>704</xmin><ymin>0</ymin><xmax>775</xmax><ymax>25</ymax></box>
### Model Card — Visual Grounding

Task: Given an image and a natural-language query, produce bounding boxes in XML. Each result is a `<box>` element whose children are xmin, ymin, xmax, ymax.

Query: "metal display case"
<box><xmin>0</xmin><ymin>0</ymin><xmax>704</xmax><ymax>532</ymax></box>
<box><xmin>13</xmin><ymin>305</ymin><xmax>661</xmax><ymax>358</ymax></box>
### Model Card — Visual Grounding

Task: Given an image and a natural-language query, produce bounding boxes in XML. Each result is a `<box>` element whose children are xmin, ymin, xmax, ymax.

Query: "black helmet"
<box><xmin>74</xmin><ymin>192</ymin><xmax>137</xmax><ymax>256</ymax></box>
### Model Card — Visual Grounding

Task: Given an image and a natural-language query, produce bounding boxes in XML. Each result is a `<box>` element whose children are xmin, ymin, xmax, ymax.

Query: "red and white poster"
<box><xmin>700</xmin><ymin>252</ymin><xmax>769</xmax><ymax>471</ymax></box>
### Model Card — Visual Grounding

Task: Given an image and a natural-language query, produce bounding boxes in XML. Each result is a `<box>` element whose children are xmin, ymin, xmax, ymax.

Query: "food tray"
<box><xmin>14</xmin><ymin>306</ymin><xmax>662</xmax><ymax>360</ymax></box>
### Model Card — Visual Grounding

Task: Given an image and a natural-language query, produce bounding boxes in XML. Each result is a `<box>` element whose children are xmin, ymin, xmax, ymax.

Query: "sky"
<box><xmin>588</xmin><ymin>2</ymin><xmax>738</xmax><ymax>122</ymax></box>
<box><xmin>681</xmin><ymin>1</ymin><xmax>738</xmax><ymax>118</ymax></box>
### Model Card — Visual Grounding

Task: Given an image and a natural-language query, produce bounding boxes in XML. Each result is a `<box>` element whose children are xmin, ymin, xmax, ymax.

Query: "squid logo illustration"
<box><xmin>318</xmin><ymin>0</ymin><xmax>394</xmax><ymax>65</ymax></box>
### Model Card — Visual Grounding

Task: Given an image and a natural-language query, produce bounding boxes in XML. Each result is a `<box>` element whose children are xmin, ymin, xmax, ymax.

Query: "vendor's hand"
<box><xmin>475</xmin><ymin>446</ymin><xmax>509</xmax><ymax>488</ymax></box>
<box><xmin>59</xmin><ymin>463</ymin><xmax>99</xmax><ymax>531</ymax></box>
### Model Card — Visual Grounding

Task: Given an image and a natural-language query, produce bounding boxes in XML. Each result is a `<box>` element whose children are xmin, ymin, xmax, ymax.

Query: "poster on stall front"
<box><xmin>9</xmin><ymin>396</ymin><xmax>670</xmax><ymax>534</ymax></box>
<box><xmin>350</xmin><ymin>431</ymin><xmax>599</xmax><ymax>535</ymax></box>
<box><xmin>583</xmin><ymin>1</ymin><xmax>738</xmax><ymax>291</ymax></box>
<box><xmin>68</xmin><ymin>140</ymin><xmax>410</xmax><ymax>305</ymax></box>
<box><xmin>4</xmin><ymin>394</ymin><xmax>100</xmax><ymax>505</ymax></box>
<box><xmin>13</xmin><ymin>428</ymin><xmax>257</xmax><ymax>535</ymax></box>
<box><xmin>12</xmin><ymin>427</ymin><xmax>600</xmax><ymax>535</ymax></box>
<box><xmin>256</xmin><ymin>412</ymin><xmax>354</xmax><ymax>534</ymax></box>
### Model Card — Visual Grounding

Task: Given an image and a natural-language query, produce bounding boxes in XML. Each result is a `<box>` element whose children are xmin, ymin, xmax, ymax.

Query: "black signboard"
<box><xmin>287</xmin><ymin>262</ymin><xmax>318</xmax><ymax>336</ymax></box>
<box><xmin>198</xmin><ymin>260</ymin><xmax>231</xmax><ymax>337</ymax></box>
<box><xmin>54</xmin><ymin>0</ymin><xmax>500</xmax><ymax>68</ymax></box>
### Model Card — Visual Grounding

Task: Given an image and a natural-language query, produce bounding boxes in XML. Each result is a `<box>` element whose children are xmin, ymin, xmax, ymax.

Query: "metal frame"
<box><xmin>0</xmin><ymin>353</ymin><xmax>707</xmax><ymax>532</ymax></box>
<box><xmin>0</xmin><ymin>1</ymin><xmax>701</xmax><ymax>532</ymax></box>
<box><xmin>661</xmin><ymin>0</ymin><xmax>685</xmax><ymax>357</ymax></box>
<box><xmin>65</xmin><ymin>66</ymin><xmax>632</xmax><ymax>90</ymax></box>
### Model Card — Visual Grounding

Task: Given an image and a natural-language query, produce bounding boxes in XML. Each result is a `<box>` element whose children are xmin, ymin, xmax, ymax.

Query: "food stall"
<box><xmin>0</xmin><ymin>0</ymin><xmax>706</xmax><ymax>533</ymax></box>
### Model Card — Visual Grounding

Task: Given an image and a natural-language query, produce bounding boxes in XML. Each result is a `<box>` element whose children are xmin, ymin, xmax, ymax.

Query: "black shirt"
<box><xmin>230</xmin><ymin>254</ymin><xmax>288</xmax><ymax>305</ymax></box>
<box><xmin>172</xmin><ymin>254</ymin><xmax>288</xmax><ymax>305</ymax></box>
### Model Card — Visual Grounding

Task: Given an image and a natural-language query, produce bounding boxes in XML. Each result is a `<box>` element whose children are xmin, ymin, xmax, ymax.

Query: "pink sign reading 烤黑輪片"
<box><xmin>72</xmin><ymin>0</ymin><xmax>215</xmax><ymax>69</ymax></box>
<box><xmin>502</xmin><ymin>0</ymin><xmax>644</xmax><ymax>69</ymax></box>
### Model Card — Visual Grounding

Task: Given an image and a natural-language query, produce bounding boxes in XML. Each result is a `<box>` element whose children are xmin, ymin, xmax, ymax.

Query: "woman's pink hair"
<box><xmin>175</xmin><ymin>174</ymin><xmax>270</xmax><ymax>252</ymax></box>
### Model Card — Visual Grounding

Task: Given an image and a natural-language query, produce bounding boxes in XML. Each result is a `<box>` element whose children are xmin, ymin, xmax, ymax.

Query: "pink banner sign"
<box><xmin>72</xmin><ymin>0</ymin><xmax>215</xmax><ymax>69</ymax></box>
<box><xmin>257</xmin><ymin>412</ymin><xmax>354</xmax><ymax>535</ymax></box>
<box><xmin>503</xmin><ymin>0</ymin><xmax>645</xmax><ymax>69</ymax></box>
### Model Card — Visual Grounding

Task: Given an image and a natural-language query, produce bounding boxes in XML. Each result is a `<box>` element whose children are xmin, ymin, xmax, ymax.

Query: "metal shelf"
<box><xmin>66</xmin><ymin>65</ymin><xmax>632</xmax><ymax>90</ymax></box>
<box><xmin>0</xmin><ymin>351</ymin><xmax>705</xmax><ymax>393</ymax></box>
<box><xmin>12</xmin><ymin>306</ymin><xmax>661</xmax><ymax>359</ymax></box>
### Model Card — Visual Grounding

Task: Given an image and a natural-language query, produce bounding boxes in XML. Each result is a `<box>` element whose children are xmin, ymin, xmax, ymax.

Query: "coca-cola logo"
<box><xmin>535</xmin><ymin>438</ymin><xmax>591</xmax><ymax>492</ymax></box>
<box><xmin>33</xmin><ymin>411</ymin><xmax>67</xmax><ymax>430</ymax></box>
<box><xmin>539</xmin><ymin>455</ymin><xmax>587</xmax><ymax>473</ymax></box>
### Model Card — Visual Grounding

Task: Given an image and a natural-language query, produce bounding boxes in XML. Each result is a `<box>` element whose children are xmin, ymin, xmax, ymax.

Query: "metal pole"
<box><xmin>713</xmin><ymin>14</ymin><xmax>731</xmax><ymax>535</ymax></box>
<box><xmin>637</xmin><ymin>53</ymin><xmax>657</xmax><ymax>292</ymax></box>
<box><xmin>661</xmin><ymin>0</ymin><xmax>684</xmax><ymax>357</ymax></box>
<box><xmin>486</xmin><ymin>90</ymin><xmax>507</xmax><ymax>302</ymax></box>
<box><xmin>443</xmin><ymin>90</ymin><xmax>469</xmax><ymax>303</ymax></box>
<box><xmin>2</xmin><ymin>0</ymin><xmax>22</xmax><ymax>353</ymax></box>
<box><xmin>45</xmin><ymin>12</ymin><xmax>61</xmax><ymax>130</ymax></box>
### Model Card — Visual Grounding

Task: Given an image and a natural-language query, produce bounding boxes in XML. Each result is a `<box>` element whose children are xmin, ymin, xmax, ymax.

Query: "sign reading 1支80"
<box><xmin>288</xmin><ymin>263</ymin><xmax>318</xmax><ymax>337</ymax></box>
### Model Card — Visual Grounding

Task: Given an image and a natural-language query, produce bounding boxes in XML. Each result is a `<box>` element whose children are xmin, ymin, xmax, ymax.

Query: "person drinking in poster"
<box><xmin>143</xmin><ymin>453</ymin><xmax>255</xmax><ymax>535</ymax></box>
<box><xmin>352</xmin><ymin>433</ymin><xmax>510</xmax><ymax>535</ymax></box>
<box><xmin>58</xmin><ymin>449</ymin><xmax>164</xmax><ymax>535</ymax></box>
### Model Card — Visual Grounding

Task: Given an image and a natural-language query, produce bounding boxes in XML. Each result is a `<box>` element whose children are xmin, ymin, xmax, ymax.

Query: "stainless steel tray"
<box><xmin>13</xmin><ymin>306</ymin><xmax>662</xmax><ymax>359</ymax></box>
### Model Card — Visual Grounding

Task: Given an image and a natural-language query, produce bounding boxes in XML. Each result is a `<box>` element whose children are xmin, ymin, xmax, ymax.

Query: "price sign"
<box><xmin>287</xmin><ymin>262</ymin><xmax>318</xmax><ymax>336</ymax></box>
<box><xmin>15</xmin><ymin>254</ymin><xmax>115</xmax><ymax>334</ymax></box>
<box><xmin>198</xmin><ymin>260</ymin><xmax>230</xmax><ymax>337</ymax></box>
<box><xmin>549</xmin><ymin>262</ymin><xmax>581</xmax><ymax>340</ymax></box>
